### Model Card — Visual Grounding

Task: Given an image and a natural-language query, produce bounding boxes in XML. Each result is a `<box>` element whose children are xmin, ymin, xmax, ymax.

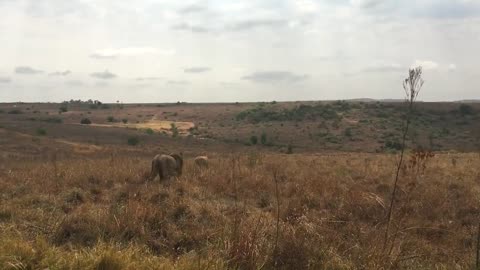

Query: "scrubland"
<box><xmin>1</xmin><ymin>151</ymin><xmax>479</xmax><ymax>269</ymax></box>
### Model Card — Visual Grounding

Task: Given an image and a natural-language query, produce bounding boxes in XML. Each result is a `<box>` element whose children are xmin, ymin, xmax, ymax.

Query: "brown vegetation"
<box><xmin>1</xmin><ymin>151</ymin><xmax>479</xmax><ymax>269</ymax></box>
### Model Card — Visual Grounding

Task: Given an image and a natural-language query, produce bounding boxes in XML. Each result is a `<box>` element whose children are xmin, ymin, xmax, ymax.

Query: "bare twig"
<box><xmin>476</xmin><ymin>223</ymin><xmax>480</xmax><ymax>269</ymax></box>
<box><xmin>383</xmin><ymin>67</ymin><xmax>424</xmax><ymax>252</ymax></box>
<box><xmin>272</xmin><ymin>168</ymin><xmax>281</xmax><ymax>268</ymax></box>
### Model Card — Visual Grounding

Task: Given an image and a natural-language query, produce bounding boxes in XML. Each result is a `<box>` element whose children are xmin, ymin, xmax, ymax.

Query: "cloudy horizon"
<box><xmin>0</xmin><ymin>0</ymin><xmax>479</xmax><ymax>103</ymax></box>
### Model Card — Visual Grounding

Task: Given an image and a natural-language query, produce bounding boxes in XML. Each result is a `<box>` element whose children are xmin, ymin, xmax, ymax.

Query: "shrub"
<box><xmin>171</xmin><ymin>123</ymin><xmax>179</xmax><ymax>138</ymax></box>
<box><xmin>0</xmin><ymin>109</ymin><xmax>4</xmax><ymax>113</ymax></box>
<box><xmin>459</xmin><ymin>104</ymin><xmax>474</xmax><ymax>116</ymax></box>
<box><xmin>145</xmin><ymin>128</ymin><xmax>154</xmax><ymax>135</ymax></box>
<box><xmin>287</xmin><ymin>144</ymin><xmax>293</xmax><ymax>154</ymax></box>
<box><xmin>80</xmin><ymin>118</ymin><xmax>92</xmax><ymax>125</ymax></box>
<box><xmin>385</xmin><ymin>140</ymin><xmax>402</xmax><ymax>150</ymax></box>
<box><xmin>107</xmin><ymin>116</ymin><xmax>115</xmax><ymax>122</ymax></box>
<box><xmin>127</xmin><ymin>136</ymin><xmax>139</xmax><ymax>146</ymax></box>
<box><xmin>8</xmin><ymin>109</ymin><xmax>22</xmax><ymax>114</ymax></box>
<box><xmin>250</xmin><ymin>135</ymin><xmax>258</xmax><ymax>145</ymax></box>
<box><xmin>36</xmin><ymin>128</ymin><xmax>47</xmax><ymax>136</ymax></box>
<box><xmin>344</xmin><ymin>128</ymin><xmax>352</xmax><ymax>138</ymax></box>
<box><xmin>59</xmin><ymin>106</ymin><xmax>68</xmax><ymax>113</ymax></box>
<box><xmin>43</xmin><ymin>117</ymin><xmax>63</xmax><ymax>124</ymax></box>
<box><xmin>122</xmin><ymin>119</ymin><xmax>128</xmax><ymax>124</ymax></box>
<box><xmin>260</xmin><ymin>132</ymin><xmax>267</xmax><ymax>145</ymax></box>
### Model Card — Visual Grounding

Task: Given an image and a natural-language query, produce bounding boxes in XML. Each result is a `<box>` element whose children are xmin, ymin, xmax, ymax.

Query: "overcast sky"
<box><xmin>0</xmin><ymin>0</ymin><xmax>479</xmax><ymax>103</ymax></box>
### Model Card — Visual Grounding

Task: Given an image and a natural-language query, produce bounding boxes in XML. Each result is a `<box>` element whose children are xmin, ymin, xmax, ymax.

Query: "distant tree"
<box><xmin>59</xmin><ymin>105</ymin><xmax>68</xmax><ymax>113</ymax></box>
<box><xmin>122</xmin><ymin>118</ymin><xmax>128</xmax><ymax>124</ymax></box>
<box><xmin>107</xmin><ymin>116</ymin><xmax>115</xmax><ymax>122</ymax></box>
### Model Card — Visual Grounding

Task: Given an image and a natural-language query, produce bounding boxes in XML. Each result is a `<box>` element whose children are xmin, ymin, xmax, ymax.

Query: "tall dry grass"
<box><xmin>0</xmin><ymin>152</ymin><xmax>479</xmax><ymax>269</ymax></box>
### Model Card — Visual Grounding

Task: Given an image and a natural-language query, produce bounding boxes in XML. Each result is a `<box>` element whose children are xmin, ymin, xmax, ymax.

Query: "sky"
<box><xmin>0</xmin><ymin>0</ymin><xmax>479</xmax><ymax>103</ymax></box>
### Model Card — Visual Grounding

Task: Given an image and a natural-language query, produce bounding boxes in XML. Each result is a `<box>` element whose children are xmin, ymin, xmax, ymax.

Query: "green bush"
<box><xmin>7</xmin><ymin>109</ymin><xmax>22</xmax><ymax>114</ymax></box>
<box><xmin>171</xmin><ymin>123</ymin><xmax>179</xmax><ymax>138</ymax></box>
<box><xmin>43</xmin><ymin>117</ymin><xmax>63</xmax><ymax>124</ymax></box>
<box><xmin>36</xmin><ymin>128</ymin><xmax>47</xmax><ymax>136</ymax></box>
<box><xmin>459</xmin><ymin>104</ymin><xmax>474</xmax><ymax>116</ymax></box>
<box><xmin>287</xmin><ymin>144</ymin><xmax>293</xmax><ymax>154</ymax></box>
<box><xmin>260</xmin><ymin>132</ymin><xmax>267</xmax><ymax>145</ymax></box>
<box><xmin>344</xmin><ymin>128</ymin><xmax>352</xmax><ymax>137</ymax></box>
<box><xmin>385</xmin><ymin>140</ymin><xmax>402</xmax><ymax>151</ymax></box>
<box><xmin>145</xmin><ymin>128</ymin><xmax>154</xmax><ymax>135</ymax></box>
<box><xmin>122</xmin><ymin>119</ymin><xmax>128</xmax><ymax>124</ymax></box>
<box><xmin>250</xmin><ymin>135</ymin><xmax>258</xmax><ymax>145</ymax></box>
<box><xmin>59</xmin><ymin>106</ymin><xmax>68</xmax><ymax>113</ymax></box>
<box><xmin>127</xmin><ymin>136</ymin><xmax>140</xmax><ymax>146</ymax></box>
<box><xmin>107</xmin><ymin>116</ymin><xmax>115</xmax><ymax>122</ymax></box>
<box><xmin>80</xmin><ymin>118</ymin><xmax>92</xmax><ymax>125</ymax></box>
<box><xmin>236</xmin><ymin>104</ymin><xmax>339</xmax><ymax>123</ymax></box>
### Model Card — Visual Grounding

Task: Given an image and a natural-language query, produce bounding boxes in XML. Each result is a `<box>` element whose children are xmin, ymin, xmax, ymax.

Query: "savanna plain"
<box><xmin>0</xmin><ymin>100</ymin><xmax>479</xmax><ymax>269</ymax></box>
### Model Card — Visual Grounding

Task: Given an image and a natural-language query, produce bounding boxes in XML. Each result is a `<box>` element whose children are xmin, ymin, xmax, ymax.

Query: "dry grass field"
<box><xmin>0</xmin><ymin>101</ymin><xmax>479</xmax><ymax>269</ymax></box>
<box><xmin>0</xmin><ymin>150</ymin><xmax>479</xmax><ymax>269</ymax></box>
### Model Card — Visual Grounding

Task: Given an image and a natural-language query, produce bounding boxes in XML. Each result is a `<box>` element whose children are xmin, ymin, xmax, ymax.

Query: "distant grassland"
<box><xmin>1</xmin><ymin>101</ymin><xmax>478</xmax><ymax>153</ymax></box>
<box><xmin>1</xmin><ymin>152</ymin><xmax>479</xmax><ymax>269</ymax></box>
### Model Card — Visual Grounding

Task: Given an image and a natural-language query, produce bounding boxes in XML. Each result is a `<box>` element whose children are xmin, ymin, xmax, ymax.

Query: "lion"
<box><xmin>150</xmin><ymin>153</ymin><xmax>183</xmax><ymax>181</ymax></box>
<box><xmin>194</xmin><ymin>156</ymin><xmax>209</xmax><ymax>168</ymax></box>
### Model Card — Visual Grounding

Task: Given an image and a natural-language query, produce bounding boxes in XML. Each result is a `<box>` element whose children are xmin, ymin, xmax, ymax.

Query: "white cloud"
<box><xmin>184</xmin><ymin>67</ymin><xmax>211</xmax><ymax>73</ymax></box>
<box><xmin>412</xmin><ymin>60</ymin><xmax>439</xmax><ymax>70</ymax></box>
<box><xmin>90</xmin><ymin>70</ymin><xmax>117</xmax><ymax>79</ymax></box>
<box><xmin>292</xmin><ymin>0</ymin><xmax>319</xmax><ymax>13</ymax></box>
<box><xmin>49</xmin><ymin>70</ymin><xmax>71</xmax><ymax>76</ymax></box>
<box><xmin>350</xmin><ymin>0</ymin><xmax>385</xmax><ymax>9</ymax></box>
<box><xmin>14</xmin><ymin>66</ymin><xmax>43</xmax><ymax>75</ymax></box>
<box><xmin>362</xmin><ymin>62</ymin><xmax>404</xmax><ymax>73</ymax></box>
<box><xmin>0</xmin><ymin>76</ymin><xmax>11</xmax><ymax>83</ymax></box>
<box><xmin>90</xmin><ymin>47</ymin><xmax>175</xmax><ymax>59</ymax></box>
<box><xmin>242</xmin><ymin>71</ymin><xmax>308</xmax><ymax>83</ymax></box>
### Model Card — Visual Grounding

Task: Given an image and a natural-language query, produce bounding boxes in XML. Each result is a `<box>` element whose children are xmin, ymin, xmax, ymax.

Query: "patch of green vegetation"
<box><xmin>145</xmin><ymin>128</ymin><xmax>154</xmax><ymax>135</ymax></box>
<box><xmin>250</xmin><ymin>135</ymin><xmax>258</xmax><ymax>145</ymax></box>
<box><xmin>107</xmin><ymin>116</ymin><xmax>115</xmax><ymax>122</ymax></box>
<box><xmin>42</xmin><ymin>117</ymin><xmax>63</xmax><ymax>124</ymax></box>
<box><xmin>459</xmin><ymin>104</ymin><xmax>475</xmax><ymax>116</ymax></box>
<box><xmin>7</xmin><ymin>109</ymin><xmax>23</xmax><ymax>114</ymax></box>
<box><xmin>171</xmin><ymin>123</ymin><xmax>179</xmax><ymax>138</ymax></box>
<box><xmin>36</xmin><ymin>128</ymin><xmax>47</xmax><ymax>136</ymax></box>
<box><xmin>59</xmin><ymin>105</ymin><xmax>68</xmax><ymax>113</ymax></box>
<box><xmin>385</xmin><ymin>140</ymin><xmax>402</xmax><ymax>151</ymax></box>
<box><xmin>344</xmin><ymin>128</ymin><xmax>352</xmax><ymax>138</ymax></box>
<box><xmin>122</xmin><ymin>119</ymin><xmax>128</xmax><ymax>124</ymax></box>
<box><xmin>287</xmin><ymin>144</ymin><xmax>293</xmax><ymax>154</ymax></box>
<box><xmin>260</xmin><ymin>132</ymin><xmax>267</xmax><ymax>145</ymax></box>
<box><xmin>127</xmin><ymin>136</ymin><xmax>140</xmax><ymax>146</ymax></box>
<box><xmin>236</xmin><ymin>103</ymin><xmax>340</xmax><ymax>123</ymax></box>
